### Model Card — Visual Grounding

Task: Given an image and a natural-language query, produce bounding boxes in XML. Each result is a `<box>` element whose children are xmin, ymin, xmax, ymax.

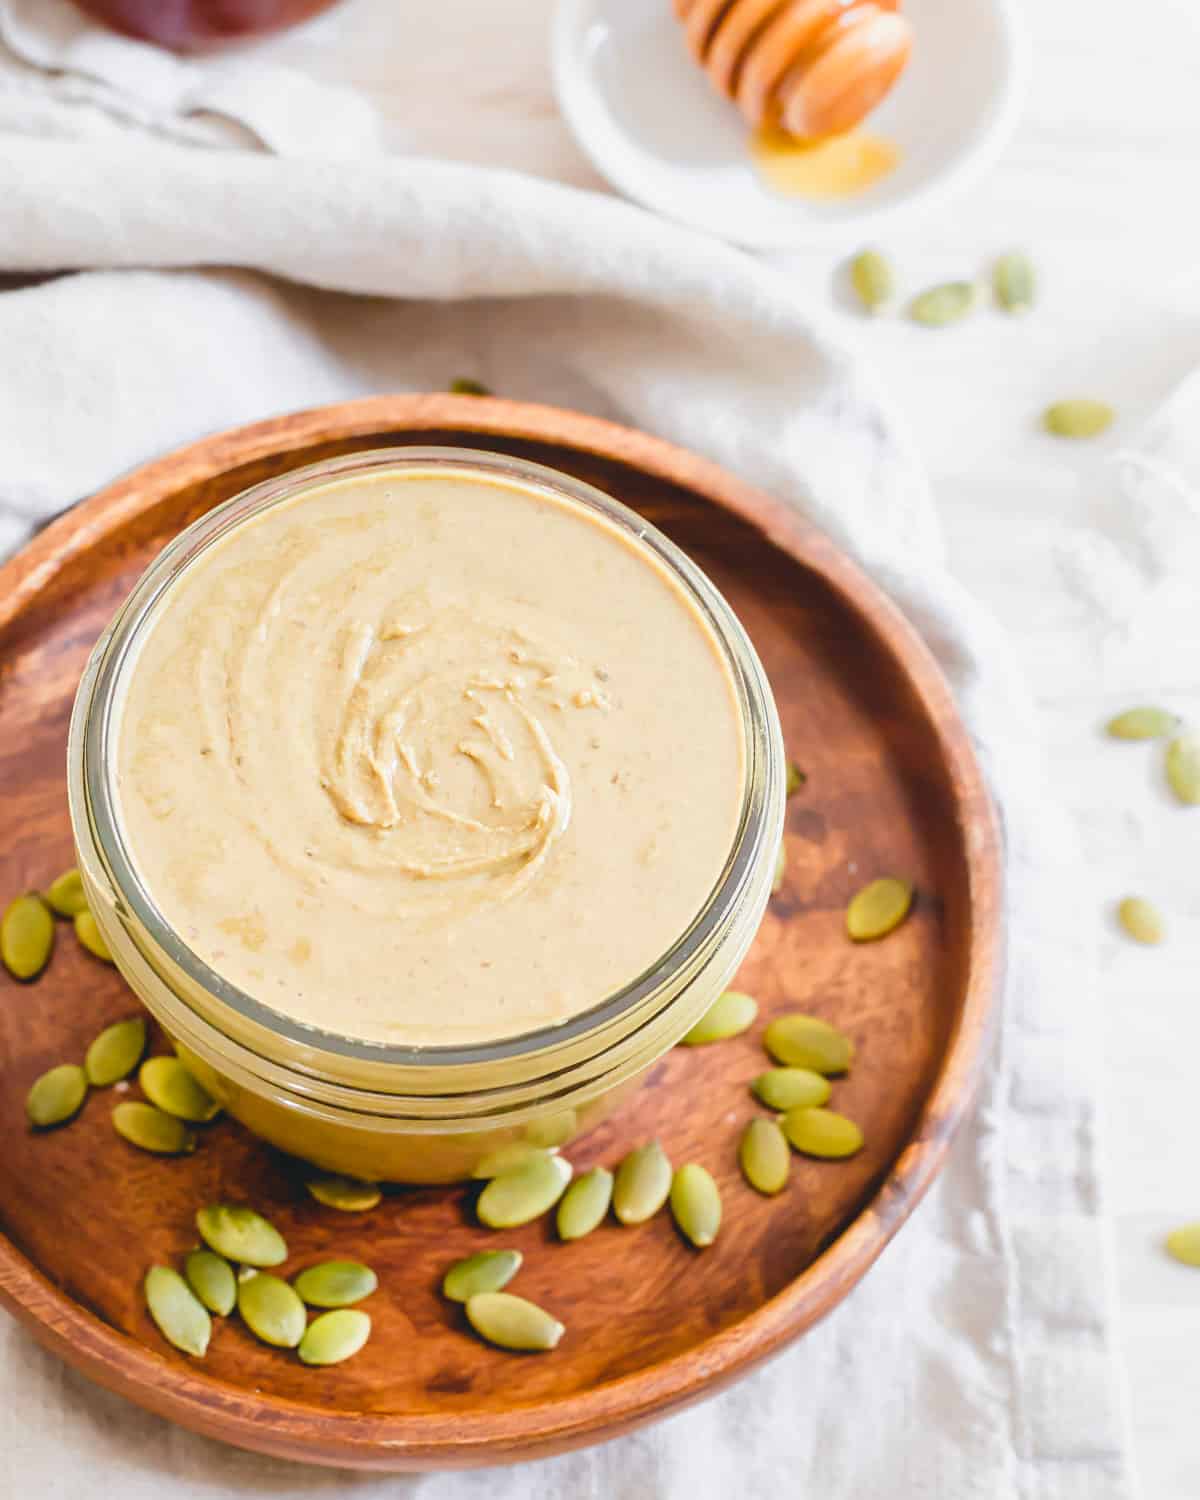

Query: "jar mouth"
<box><xmin>70</xmin><ymin>447</ymin><xmax>783</xmax><ymax>1075</ymax></box>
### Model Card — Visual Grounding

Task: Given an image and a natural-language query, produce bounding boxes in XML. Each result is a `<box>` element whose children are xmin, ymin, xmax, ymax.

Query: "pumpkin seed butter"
<box><xmin>113</xmin><ymin>466</ymin><xmax>744</xmax><ymax>1046</ymax></box>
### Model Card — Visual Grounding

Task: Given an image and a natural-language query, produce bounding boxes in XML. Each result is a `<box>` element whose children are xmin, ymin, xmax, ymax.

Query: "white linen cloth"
<box><xmin>1057</xmin><ymin>370</ymin><xmax>1200</xmax><ymax>644</ymax></box>
<box><xmin>0</xmin><ymin>0</ymin><xmax>379</xmax><ymax>152</ymax></box>
<box><xmin>0</xmin><ymin>134</ymin><xmax>1140</xmax><ymax>1500</ymax></box>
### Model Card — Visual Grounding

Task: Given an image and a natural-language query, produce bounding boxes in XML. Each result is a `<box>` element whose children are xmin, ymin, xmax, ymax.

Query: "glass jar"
<box><xmin>68</xmin><ymin>448</ymin><xmax>784</xmax><ymax>1182</ymax></box>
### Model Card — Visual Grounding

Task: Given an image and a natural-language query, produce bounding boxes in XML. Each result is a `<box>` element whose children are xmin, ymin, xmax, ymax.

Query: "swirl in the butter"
<box><xmin>192</xmin><ymin>558</ymin><xmax>601</xmax><ymax>928</ymax></box>
<box><xmin>320</xmin><ymin>610</ymin><xmax>573</xmax><ymax>894</ymax></box>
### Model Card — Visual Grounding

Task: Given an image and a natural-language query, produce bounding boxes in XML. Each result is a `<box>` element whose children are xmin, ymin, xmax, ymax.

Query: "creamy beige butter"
<box><xmin>113</xmin><ymin>467</ymin><xmax>745</xmax><ymax>1046</ymax></box>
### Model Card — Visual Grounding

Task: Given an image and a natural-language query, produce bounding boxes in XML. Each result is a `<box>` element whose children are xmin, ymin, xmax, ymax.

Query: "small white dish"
<box><xmin>552</xmin><ymin>0</ymin><xmax>1030</xmax><ymax>250</ymax></box>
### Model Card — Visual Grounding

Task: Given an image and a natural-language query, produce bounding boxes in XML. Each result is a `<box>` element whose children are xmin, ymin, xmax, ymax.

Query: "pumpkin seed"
<box><xmin>293</xmin><ymin>1260</ymin><xmax>378</xmax><ymax>1309</ymax></box>
<box><xmin>85</xmin><ymin>1016</ymin><xmax>146</xmax><ymax>1087</ymax></box>
<box><xmin>846</xmin><ymin>876</ymin><xmax>913</xmax><ymax>940</ymax></box>
<box><xmin>305</xmin><ymin>1174</ymin><xmax>382</xmax><ymax>1212</ymax></box>
<box><xmin>523</xmin><ymin>1110</ymin><xmax>577</xmax><ymax>1148</ymax></box>
<box><xmin>772</xmin><ymin>844</ymin><xmax>786</xmax><ymax>894</ymax></box>
<box><xmin>2</xmin><ymin>894</ymin><xmax>54</xmax><ymax>980</ymax></box>
<box><xmin>196</xmin><ymin>1203</ymin><xmax>288</xmax><ymax>1267</ymax></box>
<box><xmin>145</xmin><ymin>1265</ymin><xmax>211</xmax><ymax>1357</ymax></box>
<box><xmin>46</xmin><ymin>867</ymin><xmax>87</xmax><ymax>918</ymax></box>
<box><xmin>477</xmin><ymin>1153</ymin><xmax>572</xmax><ymax>1229</ymax></box>
<box><xmin>237</xmin><ymin>1270</ymin><xmax>306</xmax><ymax>1348</ymax></box>
<box><xmin>1166</xmin><ymin>733</ymin><xmax>1200</xmax><ymax>805</ymax></box>
<box><xmin>612</xmin><ymin>1141</ymin><xmax>672</xmax><ymax>1225</ymax></box>
<box><xmin>751</xmin><ymin>1066</ymin><xmax>831</xmax><ymax>1111</ymax></box>
<box><xmin>184</xmin><ymin>1248</ymin><xmax>237</xmax><ymax>1316</ymax></box>
<box><xmin>679</xmin><ymin>990</ymin><xmax>757</xmax><ymax>1046</ymax></box>
<box><xmin>465</xmin><ymin>1292</ymin><xmax>564</xmax><ymax>1352</ymax></box>
<box><xmin>1106</xmin><ymin>706</ymin><xmax>1179</xmax><ymax>741</ymax></box>
<box><xmin>763</xmin><ymin>1013</ymin><xmax>854</xmax><ymax>1074</ymax></box>
<box><xmin>299</xmin><ymin>1308</ymin><xmax>371</xmax><ymax>1366</ymax></box>
<box><xmin>849</xmin><ymin>249</ymin><xmax>893</xmax><ymax>315</ymax></box>
<box><xmin>669</xmin><ymin>1164</ymin><xmax>722</xmax><ymax>1248</ymax></box>
<box><xmin>471</xmin><ymin>1142</ymin><xmax>557</xmax><ymax>1179</ymax></box>
<box><xmin>449</xmin><ymin>377</ymin><xmax>490</xmax><ymax>396</ymax></box>
<box><xmin>139</xmin><ymin>1055</ymin><xmax>220</xmax><ymax>1122</ymax></box>
<box><xmin>739</xmin><ymin>1118</ymin><xmax>790</xmax><ymax>1195</ymax></box>
<box><xmin>1165</xmin><ymin>1222</ymin><xmax>1200</xmax><ymax>1268</ymax></box>
<box><xmin>442</xmin><ymin>1248</ymin><xmax>523</xmax><ymax>1302</ymax></box>
<box><xmin>992</xmin><ymin>251</ymin><xmax>1035</xmax><ymax>313</ymax></box>
<box><xmin>782</xmin><ymin>1106</ymin><xmax>864</xmax><ymax>1158</ymax></box>
<box><xmin>74</xmin><ymin>909</ymin><xmax>113</xmax><ymax>962</ymax></box>
<box><xmin>1043</xmin><ymin>399</ymin><xmax>1114</xmax><ymax>438</ymax></box>
<box><xmin>1118</xmin><ymin>897</ymin><xmax>1164</xmax><ymax>945</ymax></box>
<box><xmin>908</xmin><ymin>281</ymin><xmax>977</xmax><ymax>327</ymax></box>
<box><xmin>26</xmin><ymin>1062</ymin><xmax>87</xmax><ymax>1127</ymax></box>
<box><xmin>786</xmin><ymin>761</ymin><xmax>807</xmax><ymax>796</ymax></box>
<box><xmin>113</xmin><ymin>1100</ymin><xmax>195</xmax><ymax>1155</ymax></box>
<box><xmin>556</xmin><ymin>1166</ymin><xmax>613</xmax><ymax>1241</ymax></box>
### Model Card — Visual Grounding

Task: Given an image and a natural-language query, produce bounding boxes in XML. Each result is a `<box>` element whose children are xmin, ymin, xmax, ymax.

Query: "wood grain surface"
<box><xmin>0</xmin><ymin>395</ymin><xmax>1002</xmax><ymax>1469</ymax></box>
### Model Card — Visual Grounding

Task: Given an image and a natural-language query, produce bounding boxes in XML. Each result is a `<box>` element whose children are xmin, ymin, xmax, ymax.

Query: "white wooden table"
<box><xmin>266</xmin><ymin>3</ymin><xmax>1200</xmax><ymax>1493</ymax></box>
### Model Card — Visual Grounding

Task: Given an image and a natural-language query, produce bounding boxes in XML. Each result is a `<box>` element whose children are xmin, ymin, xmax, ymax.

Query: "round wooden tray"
<box><xmin>0</xmin><ymin>396</ymin><xmax>1002</xmax><ymax>1470</ymax></box>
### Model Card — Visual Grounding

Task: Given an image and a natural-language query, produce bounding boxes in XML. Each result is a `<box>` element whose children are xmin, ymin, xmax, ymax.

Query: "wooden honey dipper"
<box><xmin>673</xmin><ymin>0</ymin><xmax>913</xmax><ymax>141</ymax></box>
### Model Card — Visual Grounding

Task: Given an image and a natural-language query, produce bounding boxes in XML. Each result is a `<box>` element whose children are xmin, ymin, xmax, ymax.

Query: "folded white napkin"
<box><xmin>0</xmin><ymin>136</ymin><xmax>1138</xmax><ymax>1500</ymax></box>
<box><xmin>0</xmin><ymin>0</ymin><xmax>380</xmax><ymax>152</ymax></box>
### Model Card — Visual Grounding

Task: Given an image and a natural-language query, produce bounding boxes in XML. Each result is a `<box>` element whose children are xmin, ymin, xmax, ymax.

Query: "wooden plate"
<box><xmin>0</xmin><ymin>396</ymin><xmax>1001</xmax><ymax>1469</ymax></box>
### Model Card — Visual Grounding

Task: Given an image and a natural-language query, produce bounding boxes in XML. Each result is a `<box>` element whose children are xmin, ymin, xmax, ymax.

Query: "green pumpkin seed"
<box><xmin>556</xmin><ymin>1166</ymin><xmax>614</xmax><ymax>1241</ymax></box>
<box><xmin>523</xmin><ymin>1110</ymin><xmax>577</xmax><ymax>1148</ymax></box>
<box><xmin>1043</xmin><ymin>399</ymin><xmax>1115</xmax><ymax>438</ymax></box>
<box><xmin>846</xmin><ymin>876</ymin><xmax>913</xmax><ymax>940</ymax></box>
<box><xmin>772</xmin><ymin>844</ymin><xmax>786</xmax><ymax>894</ymax></box>
<box><xmin>449</xmin><ymin>377</ymin><xmax>490</xmax><ymax>396</ymax></box>
<box><xmin>992</xmin><ymin>251</ymin><xmax>1035</xmax><ymax>314</ymax></box>
<box><xmin>1118</xmin><ymin>897</ymin><xmax>1164</xmax><ymax>945</ymax></box>
<box><xmin>305</xmin><ymin>1174</ymin><xmax>382</xmax><ymax>1212</ymax></box>
<box><xmin>612</xmin><ymin>1141</ymin><xmax>672</xmax><ymax>1225</ymax></box>
<box><xmin>739</xmin><ymin>1118</ymin><xmax>790</xmax><ymax>1195</ymax></box>
<box><xmin>184</xmin><ymin>1248</ymin><xmax>237</xmax><ymax>1316</ymax></box>
<box><xmin>113</xmin><ymin>1100</ymin><xmax>195</xmax><ymax>1155</ymax></box>
<box><xmin>293</xmin><ymin>1260</ymin><xmax>378</xmax><ymax>1308</ymax></box>
<box><xmin>237</xmin><ymin>1270</ymin><xmax>307</xmax><ymax>1348</ymax></box>
<box><xmin>26</xmin><ymin>1062</ymin><xmax>87</xmax><ymax>1128</ymax></box>
<box><xmin>2</xmin><ymin>894</ymin><xmax>54</xmax><ymax>981</ymax></box>
<box><xmin>465</xmin><ymin>1292</ymin><xmax>564</xmax><ymax>1352</ymax></box>
<box><xmin>680</xmin><ymin>990</ymin><xmax>757</xmax><ymax>1046</ymax></box>
<box><xmin>751</xmin><ymin>1066</ymin><xmax>831</xmax><ymax>1111</ymax></box>
<box><xmin>477</xmin><ymin>1153</ymin><xmax>572</xmax><ymax>1229</ymax></box>
<box><xmin>196</xmin><ymin>1203</ymin><xmax>288</xmax><ymax>1267</ymax></box>
<box><xmin>74</xmin><ymin>909</ymin><xmax>113</xmax><ymax>962</ymax></box>
<box><xmin>471</xmin><ymin>1142</ymin><xmax>557</xmax><ymax>1179</ymax></box>
<box><xmin>909</xmin><ymin>281</ymin><xmax>977</xmax><ymax>327</ymax></box>
<box><xmin>46</xmin><ymin>867</ymin><xmax>87</xmax><ymax>918</ymax></box>
<box><xmin>299</xmin><ymin>1308</ymin><xmax>371</xmax><ymax>1366</ymax></box>
<box><xmin>786</xmin><ymin>761</ymin><xmax>807</xmax><ymax>796</ymax></box>
<box><xmin>85</xmin><ymin>1016</ymin><xmax>146</xmax><ymax>1087</ymax></box>
<box><xmin>1165</xmin><ymin>1222</ymin><xmax>1200</xmax><ymax>1268</ymax></box>
<box><xmin>763</xmin><ymin>1014</ymin><xmax>854</xmax><ymax>1074</ymax></box>
<box><xmin>1106</xmin><ymin>706</ymin><xmax>1179</xmax><ymax>741</ymax></box>
<box><xmin>145</xmin><ymin>1265</ymin><xmax>211</xmax><ymax>1357</ymax></box>
<box><xmin>139</xmin><ymin>1055</ymin><xmax>220</xmax><ymax>1122</ymax></box>
<box><xmin>442</xmin><ymin>1248</ymin><xmax>523</xmax><ymax>1302</ymax></box>
<box><xmin>849</xmin><ymin>249</ymin><xmax>893</xmax><ymax>315</ymax></box>
<box><xmin>1166</xmin><ymin>733</ymin><xmax>1200</xmax><ymax>805</ymax></box>
<box><xmin>782</xmin><ymin>1106</ymin><xmax>864</xmax><ymax>1158</ymax></box>
<box><xmin>669</xmin><ymin>1164</ymin><xmax>722</xmax><ymax>1248</ymax></box>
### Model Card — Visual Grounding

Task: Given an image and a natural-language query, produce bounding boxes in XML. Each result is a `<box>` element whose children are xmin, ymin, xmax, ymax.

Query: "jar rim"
<box><xmin>70</xmin><ymin>446</ymin><xmax>782</xmax><ymax>1076</ymax></box>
